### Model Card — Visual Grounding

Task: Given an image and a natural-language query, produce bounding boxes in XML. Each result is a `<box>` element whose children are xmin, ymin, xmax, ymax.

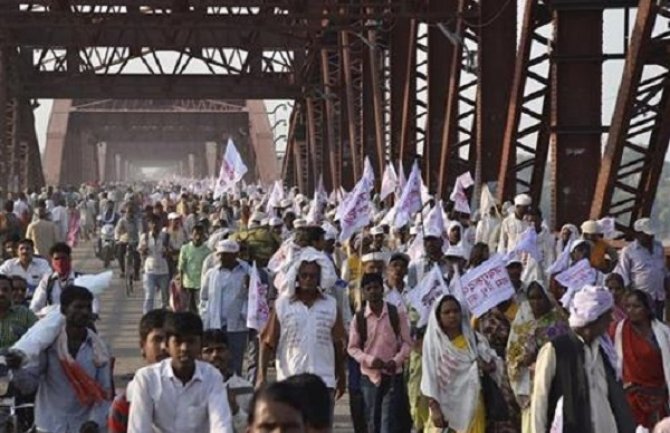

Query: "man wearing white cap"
<box><xmin>165</xmin><ymin>212</ymin><xmax>187</xmax><ymax>279</ymax></box>
<box><xmin>200</xmin><ymin>239</ymin><xmax>250</xmax><ymax>375</ymax></box>
<box><xmin>407</xmin><ymin>229</ymin><xmax>450</xmax><ymax>289</ymax></box>
<box><xmin>581</xmin><ymin>220</ymin><xmax>618</xmax><ymax>273</ymax></box>
<box><xmin>616</xmin><ymin>217</ymin><xmax>668</xmax><ymax>319</ymax></box>
<box><xmin>498</xmin><ymin>193</ymin><xmax>532</xmax><ymax>254</ymax></box>
<box><xmin>531</xmin><ymin>285</ymin><xmax>636</xmax><ymax>433</ymax></box>
<box><xmin>369</xmin><ymin>226</ymin><xmax>391</xmax><ymax>254</ymax></box>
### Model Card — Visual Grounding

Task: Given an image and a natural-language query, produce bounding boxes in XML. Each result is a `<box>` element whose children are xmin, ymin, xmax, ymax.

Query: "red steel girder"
<box><xmin>591</xmin><ymin>0</ymin><xmax>670</xmax><ymax>228</ymax></box>
<box><xmin>362</xmin><ymin>25</ymin><xmax>386</xmax><ymax>181</ymax></box>
<box><xmin>424</xmin><ymin>0</ymin><xmax>457</xmax><ymax>193</ymax></box>
<box><xmin>437</xmin><ymin>0</ymin><xmax>479</xmax><ymax>198</ymax></box>
<box><xmin>550</xmin><ymin>7</ymin><xmax>603</xmax><ymax>228</ymax></box>
<box><xmin>320</xmin><ymin>47</ymin><xmax>341</xmax><ymax>191</ymax></box>
<box><xmin>476</xmin><ymin>0</ymin><xmax>517</xmax><ymax>186</ymax></box>
<box><xmin>497</xmin><ymin>0</ymin><xmax>553</xmax><ymax>206</ymax></box>
<box><xmin>390</xmin><ymin>17</ymin><xmax>417</xmax><ymax>173</ymax></box>
<box><xmin>340</xmin><ymin>30</ymin><xmax>363</xmax><ymax>183</ymax></box>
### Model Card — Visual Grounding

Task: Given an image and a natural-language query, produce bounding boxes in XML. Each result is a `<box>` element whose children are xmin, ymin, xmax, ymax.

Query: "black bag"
<box><xmin>480</xmin><ymin>371</ymin><xmax>509</xmax><ymax>422</ymax></box>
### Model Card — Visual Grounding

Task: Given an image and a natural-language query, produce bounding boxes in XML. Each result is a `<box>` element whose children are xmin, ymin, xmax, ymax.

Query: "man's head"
<box><xmin>580</xmin><ymin>220</ymin><xmax>602</xmax><ymax>242</ymax></box>
<box><xmin>0</xmin><ymin>275</ymin><xmax>12</xmax><ymax>311</ymax></box>
<box><xmin>163</xmin><ymin>311</ymin><xmax>204</xmax><ymax>372</ymax></box>
<box><xmin>283</xmin><ymin>374</ymin><xmax>332</xmax><ymax>433</ymax></box>
<box><xmin>361</xmin><ymin>272</ymin><xmax>384</xmax><ymax>305</ymax></box>
<box><xmin>633</xmin><ymin>217</ymin><xmax>655</xmax><ymax>247</ymax></box>
<box><xmin>191</xmin><ymin>225</ymin><xmax>206</xmax><ymax>247</ymax></box>
<box><xmin>17</xmin><ymin>239</ymin><xmax>35</xmax><ymax>263</ymax></box>
<box><xmin>297</xmin><ymin>261</ymin><xmax>320</xmax><ymax>292</ymax></box>
<box><xmin>60</xmin><ymin>286</ymin><xmax>93</xmax><ymax>328</ymax></box>
<box><xmin>3</xmin><ymin>201</ymin><xmax>14</xmax><ymax>213</ymax></box>
<box><xmin>147</xmin><ymin>214</ymin><xmax>161</xmax><ymax>234</ymax></box>
<box><xmin>506</xmin><ymin>260</ymin><xmax>523</xmax><ymax>287</ymax></box>
<box><xmin>447</xmin><ymin>222</ymin><xmax>461</xmax><ymax>245</ymax></box>
<box><xmin>49</xmin><ymin>242</ymin><xmax>72</xmax><ymax>277</ymax></box>
<box><xmin>568</xmin><ymin>285</ymin><xmax>614</xmax><ymax>343</ymax></box>
<box><xmin>513</xmin><ymin>193</ymin><xmax>532</xmax><ymax>218</ymax></box>
<box><xmin>306</xmin><ymin>226</ymin><xmax>326</xmax><ymax>251</ymax></box>
<box><xmin>104</xmin><ymin>200</ymin><xmax>114</xmax><ymax>212</ymax></box>
<box><xmin>216</xmin><ymin>240</ymin><xmax>239</xmax><ymax>269</ymax></box>
<box><xmin>248</xmin><ymin>382</ymin><xmax>305</xmax><ymax>433</ymax></box>
<box><xmin>423</xmin><ymin>235</ymin><xmax>444</xmax><ymax>259</ymax></box>
<box><xmin>201</xmin><ymin>329</ymin><xmax>230</xmax><ymax>376</ymax></box>
<box><xmin>2</xmin><ymin>239</ymin><xmax>17</xmax><ymax>259</ymax></box>
<box><xmin>524</xmin><ymin>207</ymin><xmax>543</xmax><ymax>232</ymax></box>
<box><xmin>9</xmin><ymin>275</ymin><xmax>27</xmax><ymax>305</ymax></box>
<box><xmin>139</xmin><ymin>309</ymin><xmax>168</xmax><ymax>364</ymax></box>
<box><xmin>387</xmin><ymin>253</ymin><xmax>409</xmax><ymax>282</ymax></box>
<box><xmin>361</xmin><ymin>253</ymin><xmax>386</xmax><ymax>275</ymax></box>
<box><xmin>370</xmin><ymin>227</ymin><xmax>385</xmax><ymax>250</ymax></box>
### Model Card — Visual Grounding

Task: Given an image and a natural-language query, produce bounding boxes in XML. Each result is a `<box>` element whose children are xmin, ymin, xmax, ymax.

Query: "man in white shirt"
<box><xmin>531</xmin><ymin>285</ymin><xmax>636</xmax><ymax>433</ymax></box>
<box><xmin>616</xmin><ymin>217</ymin><xmax>669</xmax><ymax>319</ymax></box>
<box><xmin>138</xmin><ymin>214</ymin><xmax>171</xmax><ymax>314</ymax></box>
<box><xmin>0</xmin><ymin>238</ymin><xmax>51</xmax><ymax>297</ymax></box>
<box><xmin>497</xmin><ymin>193</ymin><xmax>531</xmax><ymax>254</ymax></box>
<box><xmin>50</xmin><ymin>197</ymin><xmax>69</xmax><ymax>243</ymax></box>
<box><xmin>128</xmin><ymin>311</ymin><xmax>234</xmax><ymax>433</ymax></box>
<box><xmin>200</xmin><ymin>240</ymin><xmax>250</xmax><ymax>375</ymax></box>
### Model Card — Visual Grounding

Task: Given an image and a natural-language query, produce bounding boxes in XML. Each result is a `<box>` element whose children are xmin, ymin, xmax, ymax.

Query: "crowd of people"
<box><xmin>0</xmin><ymin>180</ymin><xmax>668</xmax><ymax>433</ymax></box>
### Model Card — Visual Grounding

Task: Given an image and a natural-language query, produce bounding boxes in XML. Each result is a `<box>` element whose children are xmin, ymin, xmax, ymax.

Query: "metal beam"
<box><xmin>12</xmin><ymin>73</ymin><xmax>300</xmax><ymax>99</ymax></box>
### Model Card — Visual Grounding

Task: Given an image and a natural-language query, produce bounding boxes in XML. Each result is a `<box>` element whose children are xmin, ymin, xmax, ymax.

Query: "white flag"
<box><xmin>338</xmin><ymin>158</ymin><xmax>375</xmax><ymax>242</ymax></box>
<box><xmin>380</xmin><ymin>163</ymin><xmax>398</xmax><ymax>201</ymax></box>
<box><xmin>423</xmin><ymin>201</ymin><xmax>445</xmax><ymax>238</ymax></box>
<box><xmin>406</xmin><ymin>264</ymin><xmax>449</xmax><ymax>327</ymax></box>
<box><xmin>505</xmin><ymin>227</ymin><xmax>542</xmax><ymax>264</ymax></box>
<box><xmin>479</xmin><ymin>183</ymin><xmax>498</xmax><ymax>218</ymax></box>
<box><xmin>247</xmin><ymin>262</ymin><xmax>270</xmax><ymax>331</ymax></box>
<box><xmin>547</xmin><ymin>239</ymin><xmax>574</xmax><ymax>275</ymax></box>
<box><xmin>214</xmin><ymin>139</ymin><xmax>248</xmax><ymax>199</ymax></box>
<box><xmin>449</xmin><ymin>172</ymin><xmax>474</xmax><ymax>214</ymax></box>
<box><xmin>265</xmin><ymin>180</ymin><xmax>284</xmax><ymax>214</ymax></box>
<box><xmin>394</xmin><ymin>161</ymin><xmax>423</xmax><ymax>229</ymax></box>
<box><xmin>597</xmin><ymin>217</ymin><xmax>620</xmax><ymax>239</ymax></box>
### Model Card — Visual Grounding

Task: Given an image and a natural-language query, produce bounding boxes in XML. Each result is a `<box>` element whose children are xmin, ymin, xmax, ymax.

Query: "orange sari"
<box><xmin>622</xmin><ymin>321</ymin><xmax>669</xmax><ymax>428</ymax></box>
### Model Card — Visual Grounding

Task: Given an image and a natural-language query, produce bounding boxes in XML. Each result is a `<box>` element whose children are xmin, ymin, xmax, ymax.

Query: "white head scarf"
<box><xmin>283</xmin><ymin>247</ymin><xmax>338</xmax><ymax>297</ymax></box>
<box><xmin>568</xmin><ymin>285</ymin><xmax>614</xmax><ymax>328</ymax></box>
<box><xmin>420</xmin><ymin>295</ymin><xmax>495</xmax><ymax>432</ymax></box>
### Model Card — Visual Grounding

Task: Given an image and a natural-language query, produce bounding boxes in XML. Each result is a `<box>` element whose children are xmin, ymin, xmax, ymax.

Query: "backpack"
<box><xmin>355</xmin><ymin>302</ymin><xmax>400</xmax><ymax>349</ymax></box>
<box><xmin>46</xmin><ymin>272</ymin><xmax>83</xmax><ymax>305</ymax></box>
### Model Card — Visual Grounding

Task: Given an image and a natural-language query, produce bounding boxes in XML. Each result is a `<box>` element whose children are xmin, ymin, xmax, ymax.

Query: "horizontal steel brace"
<box><xmin>0</xmin><ymin>14</ymin><xmax>306</xmax><ymax>49</ymax></box>
<box><xmin>12</xmin><ymin>73</ymin><xmax>301</xmax><ymax>99</ymax></box>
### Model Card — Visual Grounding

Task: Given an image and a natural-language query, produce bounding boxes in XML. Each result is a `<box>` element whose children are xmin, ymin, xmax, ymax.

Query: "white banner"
<box><xmin>406</xmin><ymin>264</ymin><xmax>449</xmax><ymax>327</ymax></box>
<box><xmin>394</xmin><ymin>161</ymin><xmax>423</xmax><ymax>229</ymax></box>
<box><xmin>457</xmin><ymin>256</ymin><xmax>515</xmax><ymax>318</ymax></box>
<box><xmin>555</xmin><ymin>258</ymin><xmax>597</xmax><ymax>290</ymax></box>
<box><xmin>247</xmin><ymin>262</ymin><xmax>270</xmax><ymax>331</ymax></box>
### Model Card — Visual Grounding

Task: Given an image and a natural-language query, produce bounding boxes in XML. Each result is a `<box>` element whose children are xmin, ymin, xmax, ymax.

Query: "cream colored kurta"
<box><xmin>530</xmin><ymin>339</ymin><xmax>618</xmax><ymax>433</ymax></box>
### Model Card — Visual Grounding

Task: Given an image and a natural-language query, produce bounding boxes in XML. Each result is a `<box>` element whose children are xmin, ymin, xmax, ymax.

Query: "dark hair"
<box><xmin>192</xmin><ymin>224</ymin><xmax>205</xmax><ymax>234</ymax></box>
<box><xmin>434</xmin><ymin>295</ymin><xmax>462</xmax><ymax>323</ymax></box>
<box><xmin>526</xmin><ymin>281</ymin><xmax>549</xmax><ymax>301</ymax></box>
<box><xmin>49</xmin><ymin>242</ymin><xmax>72</xmax><ymax>257</ymax></box>
<box><xmin>60</xmin><ymin>285</ymin><xmax>93</xmax><ymax>310</ymax></box>
<box><xmin>389</xmin><ymin>252</ymin><xmax>410</xmax><ymax>266</ymax></box>
<box><xmin>17</xmin><ymin>238</ymin><xmax>35</xmax><ymax>248</ymax></box>
<box><xmin>528</xmin><ymin>207</ymin><xmax>543</xmax><ymax>218</ymax></box>
<box><xmin>605</xmin><ymin>272</ymin><xmax>625</xmax><ymax>286</ymax></box>
<box><xmin>9</xmin><ymin>275</ymin><xmax>27</xmax><ymax>287</ymax></box>
<box><xmin>306</xmin><ymin>226</ymin><xmax>326</xmax><ymax>245</ymax></box>
<box><xmin>3</xmin><ymin>201</ymin><xmax>13</xmax><ymax>213</ymax></box>
<box><xmin>283</xmin><ymin>374</ymin><xmax>331</xmax><ymax>428</ymax></box>
<box><xmin>627</xmin><ymin>289</ymin><xmax>654</xmax><ymax>319</ymax></box>
<box><xmin>468</xmin><ymin>242</ymin><xmax>490</xmax><ymax>268</ymax></box>
<box><xmin>139</xmin><ymin>309</ymin><xmax>168</xmax><ymax>343</ymax></box>
<box><xmin>163</xmin><ymin>311</ymin><xmax>204</xmax><ymax>339</ymax></box>
<box><xmin>202</xmin><ymin>329</ymin><xmax>229</xmax><ymax>348</ymax></box>
<box><xmin>360</xmin><ymin>272</ymin><xmax>383</xmax><ymax>289</ymax></box>
<box><xmin>0</xmin><ymin>275</ymin><xmax>11</xmax><ymax>287</ymax></box>
<box><xmin>248</xmin><ymin>381</ymin><xmax>304</xmax><ymax>425</ymax></box>
<box><xmin>147</xmin><ymin>214</ymin><xmax>161</xmax><ymax>225</ymax></box>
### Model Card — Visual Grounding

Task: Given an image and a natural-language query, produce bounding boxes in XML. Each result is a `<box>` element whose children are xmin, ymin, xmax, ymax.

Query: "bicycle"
<box><xmin>125</xmin><ymin>242</ymin><xmax>139</xmax><ymax>297</ymax></box>
<box><xmin>0</xmin><ymin>356</ymin><xmax>34</xmax><ymax>433</ymax></box>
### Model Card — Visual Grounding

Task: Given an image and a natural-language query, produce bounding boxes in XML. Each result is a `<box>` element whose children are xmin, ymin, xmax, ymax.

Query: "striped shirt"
<box><xmin>108</xmin><ymin>391</ymin><xmax>130</xmax><ymax>433</ymax></box>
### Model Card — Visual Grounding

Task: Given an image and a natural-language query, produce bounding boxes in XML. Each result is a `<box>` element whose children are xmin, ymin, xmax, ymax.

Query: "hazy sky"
<box><xmin>32</xmin><ymin>6</ymin><xmax>632</xmax><ymax>158</ymax></box>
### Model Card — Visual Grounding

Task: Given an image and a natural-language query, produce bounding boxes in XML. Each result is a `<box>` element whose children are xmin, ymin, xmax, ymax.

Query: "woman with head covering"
<box><xmin>467</xmin><ymin>242</ymin><xmax>490</xmax><ymax>270</ymax></box>
<box><xmin>613</xmin><ymin>289</ymin><xmax>670</xmax><ymax>429</ymax></box>
<box><xmin>554</xmin><ymin>224</ymin><xmax>579</xmax><ymax>260</ymax></box>
<box><xmin>506</xmin><ymin>281</ymin><xmax>570</xmax><ymax>433</ymax></box>
<box><xmin>421</xmin><ymin>294</ymin><xmax>497</xmax><ymax>433</ymax></box>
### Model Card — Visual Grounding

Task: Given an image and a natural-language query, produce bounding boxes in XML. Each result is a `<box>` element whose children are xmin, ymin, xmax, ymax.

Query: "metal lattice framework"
<box><xmin>2</xmin><ymin>0</ymin><xmax>669</xmax><ymax>231</ymax></box>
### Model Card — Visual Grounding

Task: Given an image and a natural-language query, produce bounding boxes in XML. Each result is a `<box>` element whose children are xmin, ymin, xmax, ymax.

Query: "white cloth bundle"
<box><xmin>12</xmin><ymin>306</ymin><xmax>64</xmax><ymax>363</ymax></box>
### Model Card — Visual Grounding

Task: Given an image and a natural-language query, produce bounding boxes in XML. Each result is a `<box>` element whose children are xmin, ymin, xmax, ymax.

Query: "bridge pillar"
<box><xmin>178</xmin><ymin>160</ymin><xmax>185</xmax><ymax>177</ymax></box>
<box><xmin>123</xmin><ymin>160</ymin><xmax>129</xmax><ymax>181</ymax></box>
<box><xmin>205</xmin><ymin>141</ymin><xmax>218</xmax><ymax>178</ymax></box>
<box><xmin>97</xmin><ymin>142</ymin><xmax>107</xmax><ymax>182</ymax></box>
<box><xmin>114</xmin><ymin>154</ymin><xmax>122</xmax><ymax>182</ymax></box>
<box><xmin>188</xmin><ymin>153</ymin><xmax>196</xmax><ymax>178</ymax></box>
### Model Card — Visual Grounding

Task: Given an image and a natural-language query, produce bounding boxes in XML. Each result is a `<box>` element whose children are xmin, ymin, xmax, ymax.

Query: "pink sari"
<box><xmin>67</xmin><ymin>210</ymin><xmax>81</xmax><ymax>247</ymax></box>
